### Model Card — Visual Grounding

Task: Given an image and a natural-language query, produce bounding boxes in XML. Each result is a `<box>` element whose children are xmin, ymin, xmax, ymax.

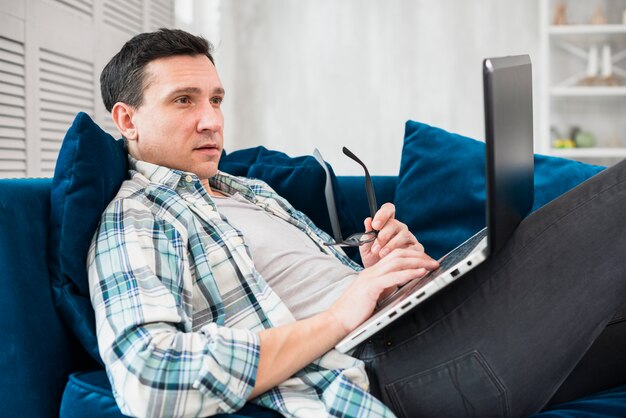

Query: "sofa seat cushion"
<box><xmin>395</xmin><ymin>120</ymin><xmax>605</xmax><ymax>260</ymax></box>
<box><xmin>60</xmin><ymin>371</ymin><xmax>283</xmax><ymax>418</ymax></box>
<box><xmin>533</xmin><ymin>384</ymin><xmax>626</xmax><ymax>417</ymax></box>
<box><xmin>60</xmin><ymin>371</ymin><xmax>626</xmax><ymax>418</ymax></box>
<box><xmin>60</xmin><ymin>371</ymin><xmax>128</xmax><ymax>418</ymax></box>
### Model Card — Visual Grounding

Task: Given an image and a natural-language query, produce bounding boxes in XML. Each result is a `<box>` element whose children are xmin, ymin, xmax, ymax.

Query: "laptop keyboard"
<box><xmin>376</xmin><ymin>228</ymin><xmax>488</xmax><ymax>309</ymax></box>
<box><xmin>436</xmin><ymin>228</ymin><xmax>487</xmax><ymax>271</ymax></box>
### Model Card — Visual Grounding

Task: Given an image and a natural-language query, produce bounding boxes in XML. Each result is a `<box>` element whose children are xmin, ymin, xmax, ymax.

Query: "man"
<box><xmin>89</xmin><ymin>29</ymin><xmax>626</xmax><ymax>418</ymax></box>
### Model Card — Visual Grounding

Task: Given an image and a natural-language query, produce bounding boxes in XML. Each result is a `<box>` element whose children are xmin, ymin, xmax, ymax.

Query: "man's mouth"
<box><xmin>194</xmin><ymin>144</ymin><xmax>220</xmax><ymax>157</ymax></box>
<box><xmin>195</xmin><ymin>144</ymin><xmax>219</xmax><ymax>151</ymax></box>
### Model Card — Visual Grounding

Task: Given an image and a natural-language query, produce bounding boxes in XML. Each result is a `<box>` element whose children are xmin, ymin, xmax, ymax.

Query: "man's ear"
<box><xmin>111</xmin><ymin>102</ymin><xmax>138</xmax><ymax>142</ymax></box>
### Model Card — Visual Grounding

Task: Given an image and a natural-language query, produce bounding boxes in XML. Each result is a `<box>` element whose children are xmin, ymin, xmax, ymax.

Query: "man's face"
<box><xmin>125</xmin><ymin>54</ymin><xmax>225</xmax><ymax>184</ymax></box>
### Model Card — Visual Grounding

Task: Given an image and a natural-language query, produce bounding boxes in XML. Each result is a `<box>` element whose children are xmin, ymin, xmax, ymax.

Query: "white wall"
<box><xmin>215</xmin><ymin>1</ymin><xmax>540</xmax><ymax>175</ymax></box>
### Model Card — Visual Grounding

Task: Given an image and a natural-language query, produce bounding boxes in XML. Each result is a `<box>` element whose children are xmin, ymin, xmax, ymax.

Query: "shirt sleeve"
<box><xmin>87</xmin><ymin>198</ymin><xmax>260</xmax><ymax>418</ymax></box>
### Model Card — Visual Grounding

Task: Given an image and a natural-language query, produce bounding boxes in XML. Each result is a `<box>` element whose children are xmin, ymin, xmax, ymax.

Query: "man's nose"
<box><xmin>197</xmin><ymin>103</ymin><xmax>223</xmax><ymax>132</ymax></box>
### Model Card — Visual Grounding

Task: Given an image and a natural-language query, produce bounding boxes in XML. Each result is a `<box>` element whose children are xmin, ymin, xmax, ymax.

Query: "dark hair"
<box><xmin>100</xmin><ymin>28</ymin><xmax>214</xmax><ymax>112</ymax></box>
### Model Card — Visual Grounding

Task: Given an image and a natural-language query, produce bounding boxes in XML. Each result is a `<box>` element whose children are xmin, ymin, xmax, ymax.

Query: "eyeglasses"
<box><xmin>313</xmin><ymin>147</ymin><xmax>378</xmax><ymax>247</ymax></box>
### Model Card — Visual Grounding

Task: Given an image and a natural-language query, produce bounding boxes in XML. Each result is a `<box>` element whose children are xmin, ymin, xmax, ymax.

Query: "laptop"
<box><xmin>335</xmin><ymin>54</ymin><xmax>535</xmax><ymax>353</ymax></box>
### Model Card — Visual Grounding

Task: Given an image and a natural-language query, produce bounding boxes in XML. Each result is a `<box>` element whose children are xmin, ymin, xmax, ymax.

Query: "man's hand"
<box><xmin>328</xmin><ymin>247</ymin><xmax>439</xmax><ymax>334</ymax></box>
<box><xmin>359</xmin><ymin>203</ymin><xmax>437</xmax><ymax>268</ymax></box>
<box><xmin>251</xmin><ymin>204</ymin><xmax>439</xmax><ymax>397</ymax></box>
<box><xmin>251</xmin><ymin>209</ymin><xmax>438</xmax><ymax>397</ymax></box>
<box><xmin>252</xmin><ymin>247</ymin><xmax>433</xmax><ymax>397</ymax></box>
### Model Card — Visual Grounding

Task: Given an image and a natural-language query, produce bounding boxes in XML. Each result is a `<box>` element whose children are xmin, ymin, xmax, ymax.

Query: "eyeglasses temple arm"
<box><xmin>342</xmin><ymin>147</ymin><xmax>378</xmax><ymax>220</ymax></box>
<box><xmin>313</xmin><ymin>149</ymin><xmax>344</xmax><ymax>243</ymax></box>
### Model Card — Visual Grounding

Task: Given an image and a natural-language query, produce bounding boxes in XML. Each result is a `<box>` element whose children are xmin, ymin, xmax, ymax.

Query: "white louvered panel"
<box><xmin>40</xmin><ymin>88</ymin><xmax>93</xmax><ymax>108</ymax></box>
<box><xmin>0</xmin><ymin>70</ymin><xmax>23</xmax><ymax>87</ymax></box>
<box><xmin>39</xmin><ymin>117</ymin><xmax>74</xmax><ymax>140</ymax></box>
<box><xmin>41</xmin><ymin>137</ymin><xmax>63</xmax><ymax>153</ymax></box>
<box><xmin>0</xmin><ymin>60</ymin><xmax>25</xmax><ymax>78</ymax></box>
<box><xmin>104</xmin><ymin>0</ymin><xmax>142</xmax><ymax>35</ymax></box>
<box><xmin>98</xmin><ymin>98</ymin><xmax>121</xmax><ymax>138</ymax></box>
<box><xmin>40</xmin><ymin>151</ymin><xmax>59</xmax><ymax>173</ymax></box>
<box><xmin>149</xmin><ymin>0</ymin><xmax>174</xmax><ymax>30</ymax></box>
<box><xmin>102</xmin><ymin>118</ymin><xmax>120</xmax><ymax>138</ymax></box>
<box><xmin>40</xmin><ymin>48</ymin><xmax>92</xmax><ymax>72</ymax></box>
<box><xmin>0</xmin><ymin>96</ymin><xmax>25</xmax><ymax>112</ymax></box>
<box><xmin>0</xmin><ymin>115</ymin><xmax>25</xmax><ymax>129</ymax></box>
<box><xmin>0</xmin><ymin>82</ymin><xmax>24</xmax><ymax>97</ymax></box>
<box><xmin>0</xmin><ymin>126</ymin><xmax>26</xmax><ymax>141</ymax></box>
<box><xmin>123</xmin><ymin>0</ymin><xmax>142</xmax><ymax>16</ymax></box>
<box><xmin>99</xmin><ymin>108</ymin><xmax>119</xmax><ymax>136</ymax></box>
<box><xmin>41</xmin><ymin>101</ymin><xmax>90</xmax><ymax>117</ymax></box>
<box><xmin>0</xmin><ymin>160</ymin><xmax>27</xmax><ymax>177</ymax></box>
<box><xmin>0</xmin><ymin>36</ymin><xmax>26</xmax><ymax>178</ymax></box>
<box><xmin>40</xmin><ymin>66</ymin><xmax>92</xmax><ymax>86</ymax></box>
<box><xmin>54</xmin><ymin>0</ymin><xmax>93</xmax><ymax>17</ymax></box>
<box><xmin>1</xmin><ymin>150</ymin><xmax>27</xmax><ymax>163</ymax></box>
<box><xmin>38</xmin><ymin>48</ymin><xmax>94</xmax><ymax>175</ymax></box>
<box><xmin>0</xmin><ymin>36</ymin><xmax>25</xmax><ymax>56</ymax></box>
<box><xmin>0</xmin><ymin>137</ymin><xmax>25</xmax><ymax>150</ymax></box>
<box><xmin>0</xmin><ymin>103</ymin><xmax>24</xmax><ymax>118</ymax></box>
<box><xmin>39</xmin><ymin>117</ymin><xmax>74</xmax><ymax>130</ymax></box>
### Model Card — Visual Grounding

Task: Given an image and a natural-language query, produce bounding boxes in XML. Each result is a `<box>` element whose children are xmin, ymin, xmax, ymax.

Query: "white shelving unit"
<box><xmin>539</xmin><ymin>0</ymin><xmax>626</xmax><ymax>165</ymax></box>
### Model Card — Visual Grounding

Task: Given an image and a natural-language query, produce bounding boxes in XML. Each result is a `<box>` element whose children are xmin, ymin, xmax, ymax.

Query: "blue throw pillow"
<box><xmin>395</xmin><ymin>121</ymin><xmax>605</xmax><ymax>260</ymax></box>
<box><xmin>48</xmin><ymin>112</ymin><xmax>127</xmax><ymax>365</ymax></box>
<box><xmin>219</xmin><ymin>147</ymin><xmax>358</xmax><ymax>242</ymax></box>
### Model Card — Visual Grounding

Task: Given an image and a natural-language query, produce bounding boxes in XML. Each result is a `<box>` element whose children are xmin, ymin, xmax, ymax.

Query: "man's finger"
<box><xmin>378</xmin><ymin>232</ymin><xmax>418</xmax><ymax>257</ymax></box>
<box><xmin>374</xmin><ymin>221</ymin><xmax>409</xmax><ymax>251</ymax></box>
<box><xmin>371</xmin><ymin>203</ymin><xmax>396</xmax><ymax>230</ymax></box>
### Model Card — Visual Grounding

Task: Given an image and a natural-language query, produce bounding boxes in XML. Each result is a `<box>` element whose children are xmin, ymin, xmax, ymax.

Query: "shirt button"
<box><xmin>184</xmin><ymin>175</ymin><xmax>193</xmax><ymax>183</ymax></box>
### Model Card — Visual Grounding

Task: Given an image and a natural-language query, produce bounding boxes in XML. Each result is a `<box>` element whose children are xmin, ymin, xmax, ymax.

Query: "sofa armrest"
<box><xmin>0</xmin><ymin>178</ymin><xmax>91</xmax><ymax>417</ymax></box>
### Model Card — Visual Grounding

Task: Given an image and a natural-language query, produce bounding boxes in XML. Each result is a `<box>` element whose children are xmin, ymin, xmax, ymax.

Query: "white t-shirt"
<box><xmin>213</xmin><ymin>192</ymin><xmax>358</xmax><ymax>320</ymax></box>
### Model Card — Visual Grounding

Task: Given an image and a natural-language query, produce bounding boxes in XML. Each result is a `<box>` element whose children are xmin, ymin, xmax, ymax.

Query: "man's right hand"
<box><xmin>252</xmin><ymin>248</ymin><xmax>438</xmax><ymax>398</ymax></box>
<box><xmin>328</xmin><ymin>248</ymin><xmax>439</xmax><ymax>334</ymax></box>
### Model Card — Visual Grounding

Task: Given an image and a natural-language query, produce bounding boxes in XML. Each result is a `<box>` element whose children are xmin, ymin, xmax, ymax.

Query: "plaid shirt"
<box><xmin>88</xmin><ymin>157</ymin><xmax>395</xmax><ymax>418</ymax></box>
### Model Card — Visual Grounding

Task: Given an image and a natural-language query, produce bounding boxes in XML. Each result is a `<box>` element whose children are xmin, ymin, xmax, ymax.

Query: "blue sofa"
<box><xmin>1</xmin><ymin>113</ymin><xmax>625</xmax><ymax>417</ymax></box>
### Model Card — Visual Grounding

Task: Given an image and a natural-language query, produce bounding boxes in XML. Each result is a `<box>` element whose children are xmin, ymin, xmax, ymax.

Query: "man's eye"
<box><xmin>211</xmin><ymin>96</ymin><xmax>223</xmax><ymax>105</ymax></box>
<box><xmin>175</xmin><ymin>96</ymin><xmax>190</xmax><ymax>104</ymax></box>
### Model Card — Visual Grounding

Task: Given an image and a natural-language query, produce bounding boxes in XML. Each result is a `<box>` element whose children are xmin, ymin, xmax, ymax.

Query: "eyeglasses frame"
<box><xmin>312</xmin><ymin>147</ymin><xmax>378</xmax><ymax>247</ymax></box>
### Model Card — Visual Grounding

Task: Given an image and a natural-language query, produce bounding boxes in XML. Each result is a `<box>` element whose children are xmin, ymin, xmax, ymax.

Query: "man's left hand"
<box><xmin>359</xmin><ymin>203</ymin><xmax>436</xmax><ymax>269</ymax></box>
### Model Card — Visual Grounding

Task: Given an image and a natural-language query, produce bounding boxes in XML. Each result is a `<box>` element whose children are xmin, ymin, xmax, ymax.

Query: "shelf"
<box><xmin>549</xmin><ymin>148</ymin><xmax>626</xmax><ymax>158</ymax></box>
<box><xmin>551</xmin><ymin>86</ymin><xmax>626</xmax><ymax>96</ymax></box>
<box><xmin>541</xmin><ymin>0</ymin><xmax>626</xmax><ymax>168</ymax></box>
<box><xmin>549</xmin><ymin>24</ymin><xmax>626</xmax><ymax>35</ymax></box>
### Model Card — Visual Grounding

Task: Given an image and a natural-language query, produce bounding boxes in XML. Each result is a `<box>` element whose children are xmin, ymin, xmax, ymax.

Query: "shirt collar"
<box><xmin>128</xmin><ymin>155</ymin><xmax>257</xmax><ymax>201</ymax></box>
<box><xmin>129</xmin><ymin>155</ymin><xmax>191</xmax><ymax>189</ymax></box>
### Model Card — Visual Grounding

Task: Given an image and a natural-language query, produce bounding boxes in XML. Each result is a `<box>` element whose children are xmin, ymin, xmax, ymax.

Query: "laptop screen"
<box><xmin>483</xmin><ymin>55</ymin><xmax>535</xmax><ymax>255</ymax></box>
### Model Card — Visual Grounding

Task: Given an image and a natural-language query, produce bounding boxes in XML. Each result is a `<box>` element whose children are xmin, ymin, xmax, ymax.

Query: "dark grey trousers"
<box><xmin>356</xmin><ymin>159</ymin><xmax>626</xmax><ymax>418</ymax></box>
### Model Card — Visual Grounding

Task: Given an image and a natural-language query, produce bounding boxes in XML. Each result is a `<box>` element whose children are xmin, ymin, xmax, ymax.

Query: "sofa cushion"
<box><xmin>60</xmin><ymin>371</ymin><xmax>283</xmax><ymax>418</ymax></box>
<box><xmin>395</xmin><ymin>121</ymin><xmax>605</xmax><ymax>260</ymax></box>
<box><xmin>48</xmin><ymin>112</ymin><xmax>128</xmax><ymax>364</ymax></box>
<box><xmin>219</xmin><ymin>147</ymin><xmax>359</xmax><ymax>242</ymax></box>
